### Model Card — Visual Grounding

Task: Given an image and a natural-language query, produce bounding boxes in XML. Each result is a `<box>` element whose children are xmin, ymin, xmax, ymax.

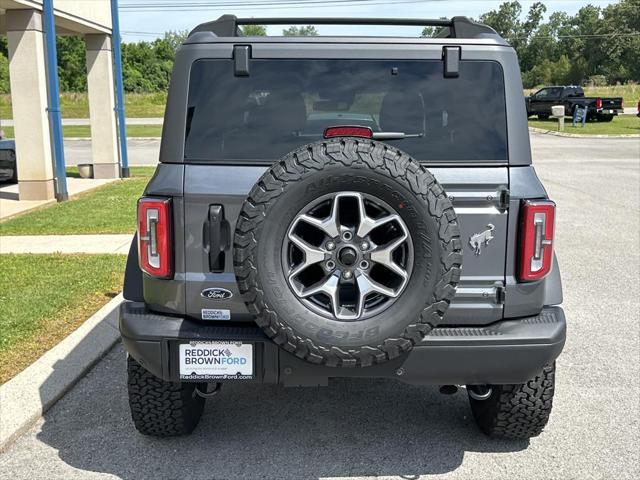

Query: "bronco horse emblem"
<box><xmin>469</xmin><ymin>224</ymin><xmax>495</xmax><ymax>255</ymax></box>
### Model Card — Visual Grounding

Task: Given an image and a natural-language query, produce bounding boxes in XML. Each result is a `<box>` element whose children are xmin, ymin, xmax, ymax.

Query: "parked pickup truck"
<box><xmin>525</xmin><ymin>86</ymin><xmax>623</xmax><ymax>122</ymax></box>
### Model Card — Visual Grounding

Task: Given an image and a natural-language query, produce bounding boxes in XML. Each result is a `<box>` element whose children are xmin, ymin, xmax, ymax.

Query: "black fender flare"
<box><xmin>123</xmin><ymin>234</ymin><xmax>144</xmax><ymax>302</ymax></box>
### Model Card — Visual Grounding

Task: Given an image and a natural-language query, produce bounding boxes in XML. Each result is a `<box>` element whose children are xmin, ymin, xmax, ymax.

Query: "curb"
<box><xmin>528</xmin><ymin>126</ymin><xmax>640</xmax><ymax>138</ymax></box>
<box><xmin>0</xmin><ymin>294</ymin><xmax>123</xmax><ymax>452</ymax></box>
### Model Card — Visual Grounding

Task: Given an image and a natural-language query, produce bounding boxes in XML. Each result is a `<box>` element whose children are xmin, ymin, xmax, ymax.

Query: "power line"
<box><xmin>120</xmin><ymin>0</ymin><xmax>441</xmax><ymax>11</ymax></box>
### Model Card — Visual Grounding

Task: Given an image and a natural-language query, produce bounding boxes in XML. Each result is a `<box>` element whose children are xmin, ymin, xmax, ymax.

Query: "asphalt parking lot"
<box><xmin>1</xmin><ymin>132</ymin><xmax>638</xmax><ymax>480</ymax></box>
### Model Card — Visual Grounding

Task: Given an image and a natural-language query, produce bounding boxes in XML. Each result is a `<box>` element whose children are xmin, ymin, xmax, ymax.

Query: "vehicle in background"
<box><xmin>0</xmin><ymin>138</ymin><xmax>17</xmax><ymax>184</ymax></box>
<box><xmin>525</xmin><ymin>86</ymin><xmax>623</xmax><ymax>122</ymax></box>
<box><xmin>637</xmin><ymin>100</ymin><xmax>640</xmax><ymax>117</ymax></box>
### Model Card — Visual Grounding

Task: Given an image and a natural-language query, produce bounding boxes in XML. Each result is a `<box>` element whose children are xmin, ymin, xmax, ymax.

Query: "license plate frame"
<box><xmin>179</xmin><ymin>341</ymin><xmax>254</xmax><ymax>380</ymax></box>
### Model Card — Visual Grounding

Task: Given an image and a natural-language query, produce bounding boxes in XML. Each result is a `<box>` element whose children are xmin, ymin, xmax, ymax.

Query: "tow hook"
<box><xmin>195</xmin><ymin>382</ymin><xmax>222</xmax><ymax>399</ymax></box>
<box><xmin>468</xmin><ymin>385</ymin><xmax>493</xmax><ymax>401</ymax></box>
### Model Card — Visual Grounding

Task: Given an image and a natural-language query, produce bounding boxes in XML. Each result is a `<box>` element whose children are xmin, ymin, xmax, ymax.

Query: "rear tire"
<box><xmin>127</xmin><ymin>356</ymin><xmax>206</xmax><ymax>437</ymax></box>
<box><xmin>597</xmin><ymin>114</ymin><xmax>614</xmax><ymax>122</ymax></box>
<box><xmin>468</xmin><ymin>363</ymin><xmax>556</xmax><ymax>439</ymax></box>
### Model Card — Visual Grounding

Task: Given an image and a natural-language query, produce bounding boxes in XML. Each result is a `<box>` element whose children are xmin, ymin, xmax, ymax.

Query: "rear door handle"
<box><xmin>208</xmin><ymin>205</ymin><xmax>228</xmax><ymax>272</ymax></box>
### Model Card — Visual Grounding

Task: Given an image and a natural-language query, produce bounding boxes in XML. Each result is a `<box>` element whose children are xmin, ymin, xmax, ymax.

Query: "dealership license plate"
<box><xmin>179</xmin><ymin>341</ymin><xmax>253</xmax><ymax>380</ymax></box>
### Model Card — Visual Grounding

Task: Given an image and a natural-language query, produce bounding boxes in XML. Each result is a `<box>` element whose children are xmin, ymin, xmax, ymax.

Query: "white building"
<box><xmin>0</xmin><ymin>0</ymin><xmax>121</xmax><ymax>201</ymax></box>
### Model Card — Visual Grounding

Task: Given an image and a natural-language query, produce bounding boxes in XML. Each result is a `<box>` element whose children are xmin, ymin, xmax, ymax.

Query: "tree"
<box><xmin>2</xmin><ymin>1</ymin><xmax>639</xmax><ymax>94</ymax></box>
<box><xmin>0</xmin><ymin>53</ymin><xmax>9</xmax><ymax>94</ymax></box>
<box><xmin>163</xmin><ymin>30</ymin><xmax>189</xmax><ymax>52</ymax></box>
<box><xmin>282</xmin><ymin>25</ymin><xmax>318</xmax><ymax>36</ymax></box>
<box><xmin>57</xmin><ymin>36</ymin><xmax>87</xmax><ymax>92</ymax></box>
<box><xmin>242</xmin><ymin>25</ymin><xmax>267</xmax><ymax>36</ymax></box>
<box><xmin>480</xmin><ymin>1</ymin><xmax>546</xmax><ymax>62</ymax></box>
<box><xmin>420</xmin><ymin>26</ymin><xmax>437</xmax><ymax>37</ymax></box>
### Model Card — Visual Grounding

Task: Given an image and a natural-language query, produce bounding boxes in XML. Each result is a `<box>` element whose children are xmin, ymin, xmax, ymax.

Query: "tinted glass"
<box><xmin>535</xmin><ymin>87</ymin><xmax>563</xmax><ymax>99</ymax></box>
<box><xmin>185</xmin><ymin>59</ymin><xmax>507</xmax><ymax>162</ymax></box>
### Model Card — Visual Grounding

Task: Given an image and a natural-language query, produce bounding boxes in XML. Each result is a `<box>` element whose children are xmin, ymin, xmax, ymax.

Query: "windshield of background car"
<box><xmin>185</xmin><ymin>59</ymin><xmax>508</xmax><ymax>163</ymax></box>
<box><xmin>534</xmin><ymin>87</ymin><xmax>563</xmax><ymax>99</ymax></box>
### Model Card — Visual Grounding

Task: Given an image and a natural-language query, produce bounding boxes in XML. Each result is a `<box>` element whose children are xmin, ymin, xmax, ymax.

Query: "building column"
<box><xmin>85</xmin><ymin>34</ymin><xmax>119</xmax><ymax>179</ymax></box>
<box><xmin>6</xmin><ymin>10</ymin><xmax>55</xmax><ymax>201</ymax></box>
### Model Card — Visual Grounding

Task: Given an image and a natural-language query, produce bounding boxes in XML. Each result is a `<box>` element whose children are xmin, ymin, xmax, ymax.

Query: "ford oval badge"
<box><xmin>201</xmin><ymin>287</ymin><xmax>233</xmax><ymax>301</ymax></box>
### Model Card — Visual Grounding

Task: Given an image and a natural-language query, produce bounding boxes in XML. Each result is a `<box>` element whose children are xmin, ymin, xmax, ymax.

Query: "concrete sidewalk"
<box><xmin>0</xmin><ymin>234</ymin><xmax>133</xmax><ymax>254</ymax></box>
<box><xmin>0</xmin><ymin>177</ymin><xmax>117</xmax><ymax>221</ymax></box>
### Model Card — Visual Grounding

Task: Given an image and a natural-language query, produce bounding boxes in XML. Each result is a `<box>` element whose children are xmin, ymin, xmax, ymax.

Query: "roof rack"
<box><xmin>188</xmin><ymin>15</ymin><xmax>499</xmax><ymax>40</ymax></box>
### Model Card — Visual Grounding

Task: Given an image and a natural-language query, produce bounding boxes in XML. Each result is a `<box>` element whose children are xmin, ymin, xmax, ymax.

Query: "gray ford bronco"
<box><xmin>120</xmin><ymin>16</ymin><xmax>566</xmax><ymax>440</ymax></box>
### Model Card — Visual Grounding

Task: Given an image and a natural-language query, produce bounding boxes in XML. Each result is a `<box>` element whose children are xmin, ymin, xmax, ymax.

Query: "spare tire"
<box><xmin>234</xmin><ymin>138</ymin><xmax>462</xmax><ymax>367</ymax></box>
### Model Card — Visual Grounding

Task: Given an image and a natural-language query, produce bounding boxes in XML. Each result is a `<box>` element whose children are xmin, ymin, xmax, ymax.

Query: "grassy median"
<box><xmin>0</xmin><ymin>254</ymin><xmax>126</xmax><ymax>384</ymax></box>
<box><xmin>0</xmin><ymin>167</ymin><xmax>155</xmax><ymax>235</ymax></box>
<box><xmin>1</xmin><ymin>124</ymin><xmax>162</xmax><ymax>139</ymax></box>
<box><xmin>0</xmin><ymin>92</ymin><xmax>166</xmax><ymax>119</ymax></box>
<box><xmin>529</xmin><ymin>114</ymin><xmax>639</xmax><ymax>135</ymax></box>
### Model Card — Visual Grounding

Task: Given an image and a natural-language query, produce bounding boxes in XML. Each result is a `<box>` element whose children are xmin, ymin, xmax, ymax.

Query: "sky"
<box><xmin>119</xmin><ymin>0</ymin><xmax>620</xmax><ymax>42</ymax></box>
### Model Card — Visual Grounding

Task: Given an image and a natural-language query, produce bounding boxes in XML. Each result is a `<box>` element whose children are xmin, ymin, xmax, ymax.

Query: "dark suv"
<box><xmin>120</xmin><ymin>16</ymin><xmax>566</xmax><ymax>440</ymax></box>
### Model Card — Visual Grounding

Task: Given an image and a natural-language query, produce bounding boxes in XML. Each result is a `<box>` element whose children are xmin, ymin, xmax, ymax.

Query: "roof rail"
<box><xmin>188</xmin><ymin>15</ymin><xmax>499</xmax><ymax>40</ymax></box>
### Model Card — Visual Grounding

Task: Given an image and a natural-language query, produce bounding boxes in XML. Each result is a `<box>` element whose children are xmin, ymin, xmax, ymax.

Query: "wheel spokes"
<box><xmin>299</xmin><ymin>273</ymin><xmax>341</xmax><ymax>318</ymax></box>
<box><xmin>369</xmin><ymin>234</ymin><xmax>409</xmax><ymax>280</ymax></box>
<box><xmin>287</xmin><ymin>233</ymin><xmax>326</xmax><ymax>279</ymax></box>
<box><xmin>354</xmin><ymin>193</ymin><xmax>401</xmax><ymax>238</ymax></box>
<box><xmin>355</xmin><ymin>271</ymin><xmax>399</xmax><ymax>317</ymax></box>
<box><xmin>297</xmin><ymin>195</ymin><xmax>340</xmax><ymax>238</ymax></box>
<box><xmin>284</xmin><ymin>191</ymin><xmax>412</xmax><ymax>321</ymax></box>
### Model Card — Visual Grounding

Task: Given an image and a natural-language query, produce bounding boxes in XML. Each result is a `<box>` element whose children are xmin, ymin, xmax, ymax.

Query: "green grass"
<box><xmin>65</xmin><ymin>165</ymin><xmax>155</xmax><ymax>178</ymax></box>
<box><xmin>0</xmin><ymin>92</ymin><xmax>166</xmax><ymax>119</ymax></box>
<box><xmin>0</xmin><ymin>254</ymin><xmax>126</xmax><ymax>384</ymax></box>
<box><xmin>1</xmin><ymin>124</ymin><xmax>162</xmax><ymax>139</ymax></box>
<box><xmin>0</xmin><ymin>168</ymin><xmax>154</xmax><ymax>235</ymax></box>
<box><xmin>529</xmin><ymin>114</ymin><xmax>640</xmax><ymax>135</ymax></box>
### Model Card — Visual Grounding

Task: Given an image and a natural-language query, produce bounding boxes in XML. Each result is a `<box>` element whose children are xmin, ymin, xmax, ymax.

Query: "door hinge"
<box><xmin>496</xmin><ymin>286</ymin><xmax>506</xmax><ymax>304</ymax></box>
<box><xmin>498</xmin><ymin>185</ymin><xmax>510</xmax><ymax>211</ymax></box>
<box><xmin>234</xmin><ymin>45</ymin><xmax>251</xmax><ymax>76</ymax></box>
<box><xmin>442</xmin><ymin>46</ymin><xmax>461</xmax><ymax>78</ymax></box>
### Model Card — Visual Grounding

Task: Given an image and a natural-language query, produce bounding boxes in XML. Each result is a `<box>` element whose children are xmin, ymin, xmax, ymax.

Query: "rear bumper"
<box><xmin>119</xmin><ymin>302</ymin><xmax>566</xmax><ymax>386</ymax></box>
<box><xmin>595</xmin><ymin>108</ymin><xmax>623</xmax><ymax>115</ymax></box>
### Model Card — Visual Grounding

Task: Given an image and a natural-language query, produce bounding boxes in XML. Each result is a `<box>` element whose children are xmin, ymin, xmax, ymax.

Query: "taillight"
<box><xmin>324</xmin><ymin>125</ymin><xmax>373</xmax><ymax>139</ymax></box>
<box><xmin>137</xmin><ymin>197</ymin><xmax>173</xmax><ymax>279</ymax></box>
<box><xmin>518</xmin><ymin>200</ymin><xmax>555</xmax><ymax>282</ymax></box>
<box><xmin>596</xmin><ymin>97</ymin><xmax>602</xmax><ymax>109</ymax></box>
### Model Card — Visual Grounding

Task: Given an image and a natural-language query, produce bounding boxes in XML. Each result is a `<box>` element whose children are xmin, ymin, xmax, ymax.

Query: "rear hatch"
<box><xmin>176</xmin><ymin>44</ymin><xmax>515</xmax><ymax>326</ymax></box>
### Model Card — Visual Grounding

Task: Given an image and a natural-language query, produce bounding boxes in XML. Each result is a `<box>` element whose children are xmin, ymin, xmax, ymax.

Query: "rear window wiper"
<box><xmin>372</xmin><ymin>132</ymin><xmax>423</xmax><ymax>140</ymax></box>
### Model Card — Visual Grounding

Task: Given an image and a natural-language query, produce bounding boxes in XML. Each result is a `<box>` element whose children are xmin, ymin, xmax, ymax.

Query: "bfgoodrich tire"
<box><xmin>234</xmin><ymin>138</ymin><xmax>462</xmax><ymax>368</ymax></box>
<box><xmin>468</xmin><ymin>363</ymin><xmax>556</xmax><ymax>439</ymax></box>
<box><xmin>127</xmin><ymin>356</ymin><xmax>206</xmax><ymax>437</ymax></box>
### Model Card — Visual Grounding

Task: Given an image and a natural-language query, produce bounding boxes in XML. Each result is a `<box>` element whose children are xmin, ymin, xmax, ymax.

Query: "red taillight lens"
<box><xmin>518</xmin><ymin>200</ymin><xmax>555</xmax><ymax>282</ymax></box>
<box><xmin>137</xmin><ymin>198</ymin><xmax>173</xmax><ymax>279</ymax></box>
<box><xmin>324</xmin><ymin>125</ymin><xmax>373</xmax><ymax>139</ymax></box>
<box><xmin>596</xmin><ymin>97</ymin><xmax>602</xmax><ymax>109</ymax></box>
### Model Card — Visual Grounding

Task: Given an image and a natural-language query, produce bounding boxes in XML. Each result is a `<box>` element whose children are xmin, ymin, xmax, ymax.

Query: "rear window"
<box><xmin>185</xmin><ymin>59</ymin><xmax>507</xmax><ymax>163</ymax></box>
